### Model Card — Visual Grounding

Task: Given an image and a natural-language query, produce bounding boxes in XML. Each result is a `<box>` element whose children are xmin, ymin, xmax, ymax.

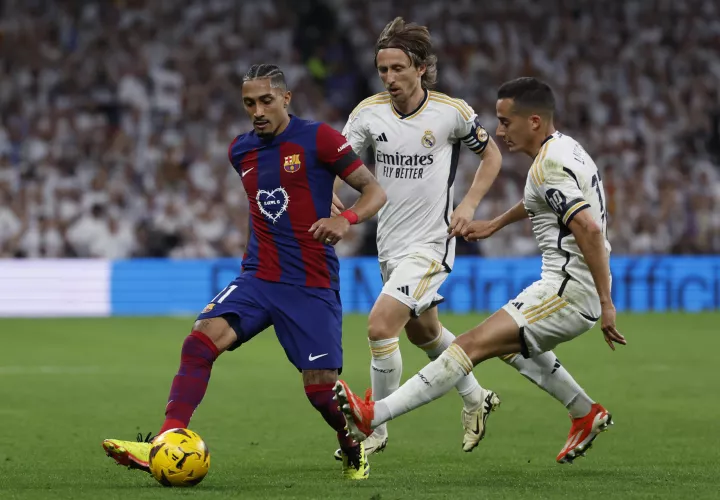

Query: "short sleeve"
<box><xmin>316</xmin><ymin>123</ymin><xmax>363</xmax><ymax>179</ymax></box>
<box><xmin>342</xmin><ymin>112</ymin><xmax>372</xmax><ymax>157</ymax></box>
<box><xmin>451</xmin><ymin>99</ymin><xmax>489</xmax><ymax>155</ymax></box>
<box><xmin>535</xmin><ymin>157</ymin><xmax>589</xmax><ymax>226</ymax></box>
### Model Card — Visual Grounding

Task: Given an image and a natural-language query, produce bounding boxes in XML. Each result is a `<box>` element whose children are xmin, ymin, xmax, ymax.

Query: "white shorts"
<box><xmin>502</xmin><ymin>279</ymin><xmax>598</xmax><ymax>358</ymax></box>
<box><xmin>379</xmin><ymin>253</ymin><xmax>448</xmax><ymax>317</ymax></box>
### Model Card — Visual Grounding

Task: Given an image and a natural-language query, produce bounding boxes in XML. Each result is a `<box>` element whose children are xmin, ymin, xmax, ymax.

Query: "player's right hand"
<box><xmin>309</xmin><ymin>216</ymin><xmax>350</xmax><ymax>246</ymax></box>
<box><xmin>331</xmin><ymin>192</ymin><xmax>345</xmax><ymax>216</ymax></box>
<box><xmin>462</xmin><ymin>220</ymin><xmax>497</xmax><ymax>241</ymax></box>
<box><xmin>600</xmin><ymin>302</ymin><xmax>626</xmax><ymax>351</ymax></box>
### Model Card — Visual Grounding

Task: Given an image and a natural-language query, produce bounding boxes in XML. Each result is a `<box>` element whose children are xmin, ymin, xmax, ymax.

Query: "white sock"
<box><xmin>502</xmin><ymin>351</ymin><xmax>594</xmax><ymax>418</ymax></box>
<box><xmin>418</xmin><ymin>326</ymin><xmax>484</xmax><ymax>408</ymax></box>
<box><xmin>369</xmin><ymin>338</ymin><xmax>402</xmax><ymax>435</ymax></box>
<box><xmin>372</xmin><ymin>343</ymin><xmax>473</xmax><ymax>427</ymax></box>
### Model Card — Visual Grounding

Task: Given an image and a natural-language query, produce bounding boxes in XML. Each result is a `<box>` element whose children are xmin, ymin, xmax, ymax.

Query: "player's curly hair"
<box><xmin>375</xmin><ymin>17</ymin><xmax>438</xmax><ymax>89</ymax></box>
<box><xmin>243</xmin><ymin>64</ymin><xmax>287</xmax><ymax>91</ymax></box>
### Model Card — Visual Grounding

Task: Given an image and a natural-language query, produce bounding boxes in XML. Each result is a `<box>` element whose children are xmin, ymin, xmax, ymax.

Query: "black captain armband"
<box><xmin>460</xmin><ymin>117</ymin><xmax>489</xmax><ymax>154</ymax></box>
<box><xmin>545</xmin><ymin>189</ymin><xmax>590</xmax><ymax>226</ymax></box>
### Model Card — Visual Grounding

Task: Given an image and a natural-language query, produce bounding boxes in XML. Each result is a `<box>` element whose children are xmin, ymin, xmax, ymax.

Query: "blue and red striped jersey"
<box><xmin>229</xmin><ymin>116</ymin><xmax>363</xmax><ymax>290</ymax></box>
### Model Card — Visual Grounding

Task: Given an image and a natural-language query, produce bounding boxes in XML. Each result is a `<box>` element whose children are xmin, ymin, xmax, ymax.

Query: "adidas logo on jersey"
<box><xmin>376</xmin><ymin>132</ymin><xmax>388</xmax><ymax>142</ymax></box>
<box><xmin>397</xmin><ymin>285</ymin><xmax>410</xmax><ymax>295</ymax></box>
<box><xmin>551</xmin><ymin>358</ymin><xmax>562</xmax><ymax>374</ymax></box>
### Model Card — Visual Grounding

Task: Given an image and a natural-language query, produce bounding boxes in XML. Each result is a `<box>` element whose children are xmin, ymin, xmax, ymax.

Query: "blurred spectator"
<box><xmin>1</xmin><ymin>0</ymin><xmax>719</xmax><ymax>259</ymax></box>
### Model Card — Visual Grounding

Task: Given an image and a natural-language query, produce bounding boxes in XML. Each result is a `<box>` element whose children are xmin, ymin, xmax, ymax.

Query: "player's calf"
<box><xmin>304</xmin><ymin>376</ymin><xmax>358</xmax><ymax>454</ymax></box>
<box><xmin>160</xmin><ymin>329</ymin><xmax>220</xmax><ymax>434</ymax></box>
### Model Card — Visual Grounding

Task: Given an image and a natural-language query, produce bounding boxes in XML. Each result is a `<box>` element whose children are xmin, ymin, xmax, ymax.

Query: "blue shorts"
<box><xmin>196</xmin><ymin>274</ymin><xmax>343</xmax><ymax>372</ymax></box>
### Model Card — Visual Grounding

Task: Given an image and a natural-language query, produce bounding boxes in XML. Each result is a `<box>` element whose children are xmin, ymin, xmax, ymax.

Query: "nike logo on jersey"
<box><xmin>376</xmin><ymin>132</ymin><xmax>388</xmax><ymax>142</ymax></box>
<box><xmin>241</xmin><ymin>167</ymin><xmax>254</xmax><ymax>177</ymax></box>
<box><xmin>308</xmin><ymin>353</ymin><xmax>329</xmax><ymax>361</ymax></box>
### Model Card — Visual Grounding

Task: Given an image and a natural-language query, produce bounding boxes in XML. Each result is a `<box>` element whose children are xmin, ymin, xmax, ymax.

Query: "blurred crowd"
<box><xmin>1</xmin><ymin>0</ymin><xmax>719</xmax><ymax>259</ymax></box>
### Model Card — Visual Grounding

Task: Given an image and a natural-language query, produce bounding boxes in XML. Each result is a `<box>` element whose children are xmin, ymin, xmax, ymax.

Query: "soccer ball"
<box><xmin>148</xmin><ymin>428</ymin><xmax>210</xmax><ymax>487</ymax></box>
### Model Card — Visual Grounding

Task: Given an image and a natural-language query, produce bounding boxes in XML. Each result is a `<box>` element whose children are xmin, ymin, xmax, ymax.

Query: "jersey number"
<box><xmin>212</xmin><ymin>285</ymin><xmax>237</xmax><ymax>304</ymax></box>
<box><xmin>591</xmin><ymin>174</ymin><xmax>607</xmax><ymax>235</ymax></box>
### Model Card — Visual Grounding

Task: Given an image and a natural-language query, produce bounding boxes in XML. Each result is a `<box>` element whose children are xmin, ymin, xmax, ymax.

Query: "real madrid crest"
<box><xmin>421</xmin><ymin>130</ymin><xmax>436</xmax><ymax>148</ymax></box>
<box><xmin>476</xmin><ymin>126</ymin><xmax>489</xmax><ymax>143</ymax></box>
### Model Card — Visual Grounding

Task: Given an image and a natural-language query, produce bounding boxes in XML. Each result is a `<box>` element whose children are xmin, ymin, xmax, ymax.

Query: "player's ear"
<box><xmin>529</xmin><ymin>114</ymin><xmax>542</xmax><ymax>131</ymax></box>
<box><xmin>283</xmin><ymin>91</ymin><xmax>292</xmax><ymax>109</ymax></box>
<box><xmin>417</xmin><ymin>63</ymin><xmax>426</xmax><ymax>78</ymax></box>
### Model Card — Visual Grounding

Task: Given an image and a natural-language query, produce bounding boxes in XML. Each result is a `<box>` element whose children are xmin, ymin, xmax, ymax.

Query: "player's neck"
<box><xmin>528</xmin><ymin>125</ymin><xmax>557</xmax><ymax>158</ymax></box>
<box><xmin>273</xmin><ymin>114</ymin><xmax>292</xmax><ymax>137</ymax></box>
<box><xmin>392</xmin><ymin>86</ymin><xmax>426</xmax><ymax>115</ymax></box>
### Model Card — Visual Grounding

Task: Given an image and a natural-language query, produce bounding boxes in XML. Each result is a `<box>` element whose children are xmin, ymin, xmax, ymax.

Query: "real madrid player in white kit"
<box><xmin>334</xmin><ymin>77</ymin><xmax>627</xmax><ymax>464</ymax></box>
<box><xmin>334</xmin><ymin>17</ymin><xmax>504</xmax><ymax>458</ymax></box>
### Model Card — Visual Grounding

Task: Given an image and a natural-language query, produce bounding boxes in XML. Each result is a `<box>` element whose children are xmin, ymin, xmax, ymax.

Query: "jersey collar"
<box><xmin>540</xmin><ymin>131</ymin><xmax>560</xmax><ymax>146</ymax></box>
<box><xmin>391</xmin><ymin>89</ymin><xmax>429</xmax><ymax>120</ymax></box>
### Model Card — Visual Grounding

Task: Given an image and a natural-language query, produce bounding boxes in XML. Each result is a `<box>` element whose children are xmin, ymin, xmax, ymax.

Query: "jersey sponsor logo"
<box><xmin>545</xmin><ymin>188</ymin><xmax>567</xmax><ymax>215</ymax></box>
<box><xmin>375</xmin><ymin>150</ymin><xmax>434</xmax><ymax>166</ymax></box>
<box><xmin>337</xmin><ymin>142</ymin><xmax>351</xmax><ymax>153</ymax></box>
<box><xmin>283</xmin><ymin>153</ymin><xmax>302</xmax><ymax>173</ymax></box>
<box><xmin>241</xmin><ymin>167</ymin><xmax>254</xmax><ymax>177</ymax></box>
<box><xmin>376</xmin><ymin>132</ymin><xmax>388</xmax><ymax>142</ymax></box>
<box><xmin>256</xmin><ymin>187</ymin><xmax>289</xmax><ymax>224</ymax></box>
<box><xmin>308</xmin><ymin>353</ymin><xmax>329</xmax><ymax>361</ymax></box>
<box><xmin>421</xmin><ymin>130</ymin><xmax>436</xmax><ymax>148</ymax></box>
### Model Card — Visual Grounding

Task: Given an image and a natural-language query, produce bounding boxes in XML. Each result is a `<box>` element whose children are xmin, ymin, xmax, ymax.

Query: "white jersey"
<box><xmin>343</xmin><ymin>90</ymin><xmax>489</xmax><ymax>269</ymax></box>
<box><xmin>523</xmin><ymin>131</ymin><xmax>612</xmax><ymax>318</ymax></box>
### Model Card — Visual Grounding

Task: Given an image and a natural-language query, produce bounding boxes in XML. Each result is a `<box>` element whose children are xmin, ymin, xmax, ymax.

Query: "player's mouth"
<box><xmin>388</xmin><ymin>87</ymin><xmax>401</xmax><ymax>96</ymax></box>
<box><xmin>254</xmin><ymin>120</ymin><xmax>270</xmax><ymax>130</ymax></box>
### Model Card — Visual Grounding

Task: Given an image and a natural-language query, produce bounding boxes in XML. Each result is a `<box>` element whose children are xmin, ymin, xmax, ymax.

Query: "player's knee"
<box><xmin>367</xmin><ymin>318</ymin><xmax>399</xmax><ymax>341</ymax></box>
<box><xmin>302</xmin><ymin>369</ymin><xmax>338</xmax><ymax>387</ymax></box>
<box><xmin>192</xmin><ymin>316</ymin><xmax>238</xmax><ymax>353</ymax></box>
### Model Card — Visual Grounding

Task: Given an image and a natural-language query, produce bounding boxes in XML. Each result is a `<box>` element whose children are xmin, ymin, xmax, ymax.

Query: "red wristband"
<box><xmin>340</xmin><ymin>210</ymin><xmax>359</xmax><ymax>225</ymax></box>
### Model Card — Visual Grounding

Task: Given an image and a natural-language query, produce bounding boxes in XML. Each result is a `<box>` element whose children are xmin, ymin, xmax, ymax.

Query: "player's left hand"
<box><xmin>309</xmin><ymin>216</ymin><xmax>350</xmax><ymax>245</ymax></box>
<box><xmin>331</xmin><ymin>192</ymin><xmax>345</xmax><ymax>216</ymax></box>
<box><xmin>600</xmin><ymin>302</ymin><xmax>626</xmax><ymax>351</ymax></box>
<box><xmin>447</xmin><ymin>201</ymin><xmax>476</xmax><ymax>239</ymax></box>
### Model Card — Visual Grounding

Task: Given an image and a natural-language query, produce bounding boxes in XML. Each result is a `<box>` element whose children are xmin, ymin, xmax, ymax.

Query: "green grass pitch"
<box><xmin>1</xmin><ymin>313</ymin><xmax>719</xmax><ymax>499</ymax></box>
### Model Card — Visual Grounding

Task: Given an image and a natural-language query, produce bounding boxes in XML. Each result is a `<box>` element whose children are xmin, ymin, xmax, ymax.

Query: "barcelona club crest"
<box><xmin>284</xmin><ymin>153</ymin><xmax>302</xmax><ymax>173</ymax></box>
<box><xmin>421</xmin><ymin>130</ymin><xmax>436</xmax><ymax>148</ymax></box>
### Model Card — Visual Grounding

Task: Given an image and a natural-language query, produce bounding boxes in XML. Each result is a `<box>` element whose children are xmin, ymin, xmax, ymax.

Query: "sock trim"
<box><xmin>370</xmin><ymin>338</ymin><xmax>400</xmax><ymax>359</ymax></box>
<box><xmin>304</xmin><ymin>383</ymin><xmax>335</xmax><ymax>394</ymax></box>
<box><xmin>190</xmin><ymin>330</ymin><xmax>220</xmax><ymax>357</ymax></box>
<box><xmin>416</xmin><ymin>328</ymin><xmax>444</xmax><ymax>352</ymax></box>
<box><xmin>446</xmin><ymin>343</ymin><xmax>473</xmax><ymax>374</ymax></box>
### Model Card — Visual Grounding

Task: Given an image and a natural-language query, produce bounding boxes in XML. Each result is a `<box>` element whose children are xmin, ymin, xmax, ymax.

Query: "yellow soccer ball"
<box><xmin>148</xmin><ymin>428</ymin><xmax>210</xmax><ymax>487</ymax></box>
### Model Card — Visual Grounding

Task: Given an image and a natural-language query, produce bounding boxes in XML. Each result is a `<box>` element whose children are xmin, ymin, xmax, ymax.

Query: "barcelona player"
<box><xmin>102</xmin><ymin>64</ymin><xmax>386</xmax><ymax>480</ymax></box>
